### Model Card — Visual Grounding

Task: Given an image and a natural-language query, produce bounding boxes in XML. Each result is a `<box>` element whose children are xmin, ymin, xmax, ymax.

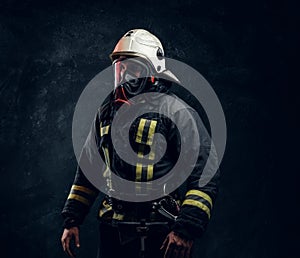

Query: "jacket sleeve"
<box><xmin>171</xmin><ymin>107</ymin><xmax>221</xmax><ymax>240</ymax></box>
<box><xmin>61</xmin><ymin>113</ymin><xmax>101</xmax><ymax>229</ymax></box>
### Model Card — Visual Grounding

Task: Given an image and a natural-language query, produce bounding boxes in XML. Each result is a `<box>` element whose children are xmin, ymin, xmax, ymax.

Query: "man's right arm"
<box><xmin>61</xmin><ymin>112</ymin><xmax>102</xmax><ymax>257</ymax></box>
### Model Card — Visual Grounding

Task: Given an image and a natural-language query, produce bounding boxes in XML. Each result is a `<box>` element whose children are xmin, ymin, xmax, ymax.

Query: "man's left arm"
<box><xmin>162</xmin><ymin>107</ymin><xmax>221</xmax><ymax>257</ymax></box>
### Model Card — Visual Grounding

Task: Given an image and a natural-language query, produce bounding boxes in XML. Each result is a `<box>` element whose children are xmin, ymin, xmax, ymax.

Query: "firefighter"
<box><xmin>61</xmin><ymin>29</ymin><xmax>220</xmax><ymax>258</ymax></box>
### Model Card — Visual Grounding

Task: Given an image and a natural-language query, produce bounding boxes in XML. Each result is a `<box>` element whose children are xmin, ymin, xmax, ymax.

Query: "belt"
<box><xmin>99</xmin><ymin>195</ymin><xmax>180</xmax><ymax>223</ymax></box>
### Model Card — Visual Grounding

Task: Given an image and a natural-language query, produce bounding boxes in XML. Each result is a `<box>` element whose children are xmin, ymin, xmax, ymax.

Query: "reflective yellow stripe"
<box><xmin>149</xmin><ymin>149</ymin><xmax>155</xmax><ymax>160</ymax></box>
<box><xmin>137</xmin><ymin>144</ymin><xmax>155</xmax><ymax>163</ymax></box>
<box><xmin>112</xmin><ymin>213</ymin><xmax>124</xmax><ymax>220</ymax></box>
<box><xmin>102</xmin><ymin>199</ymin><xmax>111</xmax><ymax>208</ymax></box>
<box><xmin>136</xmin><ymin>164</ymin><xmax>153</xmax><ymax>181</ymax></box>
<box><xmin>135</xmin><ymin>119</ymin><xmax>157</xmax><ymax>183</ymax></box>
<box><xmin>186</xmin><ymin>190</ymin><xmax>213</xmax><ymax>208</ymax></box>
<box><xmin>99</xmin><ymin>199</ymin><xmax>113</xmax><ymax>217</ymax></box>
<box><xmin>100</xmin><ymin>125</ymin><xmax>110</xmax><ymax>137</ymax></box>
<box><xmin>103</xmin><ymin>147</ymin><xmax>111</xmax><ymax>166</ymax></box>
<box><xmin>182</xmin><ymin>199</ymin><xmax>211</xmax><ymax>218</ymax></box>
<box><xmin>103</xmin><ymin>165</ymin><xmax>110</xmax><ymax>178</ymax></box>
<box><xmin>136</xmin><ymin>163</ymin><xmax>142</xmax><ymax>181</ymax></box>
<box><xmin>68</xmin><ymin>194</ymin><xmax>90</xmax><ymax>206</ymax></box>
<box><xmin>102</xmin><ymin>147</ymin><xmax>110</xmax><ymax>177</ymax></box>
<box><xmin>102</xmin><ymin>147</ymin><xmax>112</xmax><ymax>189</ymax></box>
<box><xmin>71</xmin><ymin>185</ymin><xmax>96</xmax><ymax>196</ymax></box>
<box><xmin>146</xmin><ymin>120</ymin><xmax>157</xmax><ymax>145</ymax></box>
<box><xmin>138</xmin><ymin>145</ymin><xmax>144</xmax><ymax>158</ymax></box>
<box><xmin>147</xmin><ymin>165</ymin><xmax>153</xmax><ymax>180</ymax></box>
<box><xmin>136</xmin><ymin>119</ymin><xmax>146</xmax><ymax>143</ymax></box>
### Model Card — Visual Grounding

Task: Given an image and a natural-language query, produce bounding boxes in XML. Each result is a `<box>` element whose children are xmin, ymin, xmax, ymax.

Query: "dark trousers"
<box><xmin>97</xmin><ymin>222</ymin><xmax>169</xmax><ymax>258</ymax></box>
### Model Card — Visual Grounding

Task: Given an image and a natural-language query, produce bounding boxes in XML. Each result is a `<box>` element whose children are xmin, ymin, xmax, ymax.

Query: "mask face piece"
<box><xmin>113</xmin><ymin>57</ymin><xmax>150</xmax><ymax>96</ymax></box>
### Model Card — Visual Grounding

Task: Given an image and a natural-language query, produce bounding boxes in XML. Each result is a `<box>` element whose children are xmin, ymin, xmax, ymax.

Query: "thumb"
<box><xmin>160</xmin><ymin>235</ymin><xmax>168</xmax><ymax>250</ymax></box>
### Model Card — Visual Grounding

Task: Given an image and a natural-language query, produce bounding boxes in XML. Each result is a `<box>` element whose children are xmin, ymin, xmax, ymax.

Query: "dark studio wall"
<box><xmin>0</xmin><ymin>0</ymin><xmax>296</xmax><ymax>258</ymax></box>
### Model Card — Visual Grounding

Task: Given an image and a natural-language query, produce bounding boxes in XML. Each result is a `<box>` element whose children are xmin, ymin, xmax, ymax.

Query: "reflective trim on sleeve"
<box><xmin>182</xmin><ymin>199</ymin><xmax>211</xmax><ymax>218</ymax></box>
<box><xmin>67</xmin><ymin>193</ymin><xmax>90</xmax><ymax>206</ymax></box>
<box><xmin>185</xmin><ymin>190</ymin><xmax>213</xmax><ymax>208</ymax></box>
<box><xmin>71</xmin><ymin>185</ymin><xmax>97</xmax><ymax>196</ymax></box>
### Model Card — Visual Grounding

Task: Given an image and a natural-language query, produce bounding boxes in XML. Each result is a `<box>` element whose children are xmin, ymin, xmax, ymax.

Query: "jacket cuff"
<box><xmin>171</xmin><ymin>222</ymin><xmax>195</xmax><ymax>240</ymax></box>
<box><xmin>63</xmin><ymin>217</ymin><xmax>80</xmax><ymax>229</ymax></box>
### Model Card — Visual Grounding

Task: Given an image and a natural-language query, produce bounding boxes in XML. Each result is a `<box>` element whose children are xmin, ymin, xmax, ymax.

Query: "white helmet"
<box><xmin>110</xmin><ymin>29</ymin><xmax>166</xmax><ymax>74</ymax></box>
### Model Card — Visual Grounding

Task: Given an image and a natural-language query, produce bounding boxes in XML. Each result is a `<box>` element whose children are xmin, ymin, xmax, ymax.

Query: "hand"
<box><xmin>61</xmin><ymin>227</ymin><xmax>80</xmax><ymax>257</ymax></box>
<box><xmin>160</xmin><ymin>231</ymin><xmax>193</xmax><ymax>258</ymax></box>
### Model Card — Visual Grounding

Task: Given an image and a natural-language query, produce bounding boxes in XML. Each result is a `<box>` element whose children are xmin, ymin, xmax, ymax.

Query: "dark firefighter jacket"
<box><xmin>62</xmin><ymin>79</ymin><xmax>220</xmax><ymax>240</ymax></box>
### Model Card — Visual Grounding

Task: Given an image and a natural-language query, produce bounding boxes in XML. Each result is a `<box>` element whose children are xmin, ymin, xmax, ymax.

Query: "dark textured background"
<box><xmin>0</xmin><ymin>0</ymin><xmax>296</xmax><ymax>257</ymax></box>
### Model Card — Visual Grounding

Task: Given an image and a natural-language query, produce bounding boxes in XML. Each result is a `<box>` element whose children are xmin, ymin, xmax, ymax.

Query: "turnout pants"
<box><xmin>97</xmin><ymin>221</ymin><xmax>170</xmax><ymax>258</ymax></box>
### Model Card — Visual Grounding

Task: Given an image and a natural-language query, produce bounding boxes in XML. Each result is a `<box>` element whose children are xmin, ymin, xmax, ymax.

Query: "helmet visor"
<box><xmin>113</xmin><ymin>57</ymin><xmax>150</xmax><ymax>89</ymax></box>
